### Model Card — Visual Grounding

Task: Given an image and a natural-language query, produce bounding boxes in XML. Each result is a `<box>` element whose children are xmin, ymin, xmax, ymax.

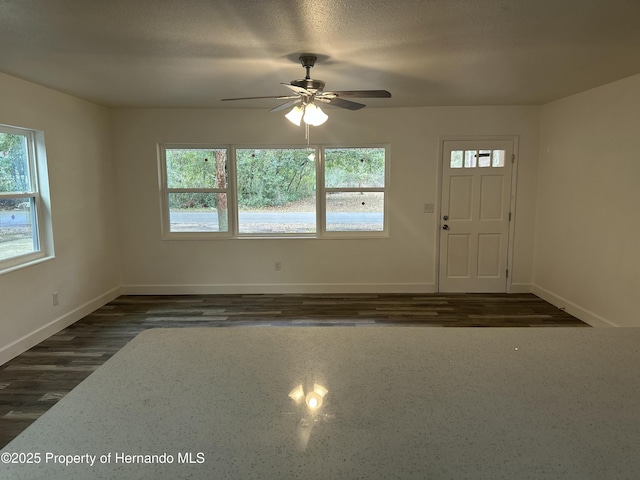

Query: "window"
<box><xmin>159</xmin><ymin>144</ymin><xmax>388</xmax><ymax>238</ymax></box>
<box><xmin>236</xmin><ymin>148</ymin><xmax>316</xmax><ymax>234</ymax></box>
<box><xmin>0</xmin><ymin>124</ymin><xmax>52</xmax><ymax>272</ymax></box>
<box><xmin>450</xmin><ymin>149</ymin><xmax>506</xmax><ymax>169</ymax></box>
<box><xmin>324</xmin><ymin>147</ymin><xmax>386</xmax><ymax>232</ymax></box>
<box><xmin>162</xmin><ymin>147</ymin><xmax>230</xmax><ymax>234</ymax></box>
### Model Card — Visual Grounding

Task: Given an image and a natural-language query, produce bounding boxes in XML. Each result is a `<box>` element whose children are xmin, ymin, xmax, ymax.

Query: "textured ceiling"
<box><xmin>1</xmin><ymin>0</ymin><xmax>639</xmax><ymax>108</ymax></box>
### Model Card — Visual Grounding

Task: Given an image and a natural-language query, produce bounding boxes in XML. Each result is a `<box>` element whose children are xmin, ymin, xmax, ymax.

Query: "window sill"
<box><xmin>161</xmin><ymin>232</ymin><xmax>389</xmax><ymax>241</ymax></box>
<box><xmin>0</xmin><ymin>253</ymin><xmax>55</xmax><ymax>276</ymax></box>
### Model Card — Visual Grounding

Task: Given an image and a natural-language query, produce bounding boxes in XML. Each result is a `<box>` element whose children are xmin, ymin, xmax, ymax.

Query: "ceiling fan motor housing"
<box><xmin>293</xmin><ymin>55</ymin><xmax>324</xmax><ymax>92</ymax></box>
<box><xmin>299</xmin><ymin>55</ymin><xmax>318</xmax><ymax>68</ymax></box>
<box><xmin>291</xmin><ymin>78</ymin><xmax>326</xmax><ymax>93</ymax></box>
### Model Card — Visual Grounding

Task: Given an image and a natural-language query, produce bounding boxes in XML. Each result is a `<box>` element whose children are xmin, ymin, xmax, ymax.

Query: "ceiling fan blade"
<box><xmin>322</xmin><ymin>97</ymin><xmax>366</xmax><ymax>110</ymax></box>
<box><xmin>221</xmin><ymin>95</ymin><xmax>298</xmax><ymax>101</ymax></box>
<box><xmin>281</xmin><ymin>83</ymin><xmax>311</xmax><ymax>95</ymax></box>
<box><xmin>322</xmin><ymin>90</ymin><xmax>392</xmax><ymax>98</ymax></box>
<box><xmin>269</xmin><ymin>99</ymin><xmax>302</xmax><ymax>112</ymax></box>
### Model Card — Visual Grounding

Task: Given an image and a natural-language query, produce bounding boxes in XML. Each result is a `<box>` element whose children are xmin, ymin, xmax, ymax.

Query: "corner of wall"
<box><xmin>531</xmin><ymin>285</ymin><xmax>616</xmax><ymax>327</ymax></box>
<box><xmin>0</xmin><ymin>287</ymin><xmax>122</xmax><ymax>365</ymax></box>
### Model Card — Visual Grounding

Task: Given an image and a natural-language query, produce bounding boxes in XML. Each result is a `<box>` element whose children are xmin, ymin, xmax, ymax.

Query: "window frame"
<box><xmin>234</xmin><ymin>145</ymin><xmax>319</xmax><ymax>238</ymax></box>
<box><xmin>158</xmin><ymin>143</ymin><xmax>389</xmax><ymax>240</ymax></box>
<box><xmin>0</xmin><ymin>124</ymin><xmax>53</xmax><ymax>274</ymax></box>
<box><xmin>158</xmin><ymin>144</ymin><xmax>234</xmax><ymax>240</ymax></box>
<box><xmin>319</xmin><ymin>145</ymin><xmax>390</xmax><ymax>237</ymax></box>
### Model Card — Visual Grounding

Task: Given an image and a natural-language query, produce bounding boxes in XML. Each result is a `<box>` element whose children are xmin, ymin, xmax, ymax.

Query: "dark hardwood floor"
<box><xmin>0</xmin><ymin>293</ymin><xmax>587</xmax><ymax>448</ymax></box>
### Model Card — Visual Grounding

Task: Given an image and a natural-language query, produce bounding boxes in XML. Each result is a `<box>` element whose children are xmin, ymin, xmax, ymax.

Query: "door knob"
<box><xmin>442</xmin><ymin>224</ymin><xmax>449</xmax><ymax>230</ymax></box>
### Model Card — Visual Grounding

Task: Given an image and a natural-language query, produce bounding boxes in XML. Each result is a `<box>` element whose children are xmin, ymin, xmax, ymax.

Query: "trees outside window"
<box><xmin>164</xmin><ymin>148</ymin><xmax>229</xmax><ymax>233</ymax></box>
<box><xmin>236</xmin><ymin>148</ymin><xmax>316</xmax><ymax>234</ymax></box>
<box><xmin>324</xmin><ymin>147</ymin><xmax>386</xmax><ymax>232</ymax></box>
<box><xmin>160</xmin><ymin>145</ymin><xmax>388</xmax><ymax>238</ymax></box>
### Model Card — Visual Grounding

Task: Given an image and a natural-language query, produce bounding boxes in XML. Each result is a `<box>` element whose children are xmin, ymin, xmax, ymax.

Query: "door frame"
<box><xmin>435</xmin><ymin>135</ymin><xmax>520</xmax><ymax>293</ymax></box>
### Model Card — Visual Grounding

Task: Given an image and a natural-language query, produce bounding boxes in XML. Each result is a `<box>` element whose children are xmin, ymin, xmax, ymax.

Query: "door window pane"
<box><xmin>450</xmin><ymin>150</ymin><xmax>463</xmax><ymax>169</ymax></box>
<box><xmin>492</xmin><ymin>150</ymin><xmax>505</xmax><ymax>167</ymax></box>
<box><xmin>464</xmin><ymin>150</ymin><xmax>477</xmax><ymax>168</ymax></box>
<box><xmin>478</xmin><ymin>150</ymin><xmax>492</xmax><ymax>167</ymax></box>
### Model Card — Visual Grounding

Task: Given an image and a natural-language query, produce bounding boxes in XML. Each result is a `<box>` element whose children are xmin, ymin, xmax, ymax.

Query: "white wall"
<box><xmin>113</xmin><ymin>106</ymin><xmax>540</xmax><ymax>294</ymax></box>
<box><xmin>534</xmin><ymin>74</ymin><xmax>640</xmax><ymax>326</ymax></box>
<box><xmin>0</xmin><ymin>73</ymin><xmax>121</xmax><ymax>364</ymax></box>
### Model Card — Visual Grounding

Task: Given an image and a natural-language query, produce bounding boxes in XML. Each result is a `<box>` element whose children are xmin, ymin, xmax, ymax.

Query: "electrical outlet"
<box><xmin>52</xmin><ymin>292</ymin><xmax>59</xmax><ymax>306</ymax></box>
<box><xmin>424</xmin><ymin>203</ymin><xmax>435</xmax><ymax>213</ymax></box>
<box><xmin>274</xmin><ymin>261</ymin><xmax>282</xmax><ymax>271</ymax></box>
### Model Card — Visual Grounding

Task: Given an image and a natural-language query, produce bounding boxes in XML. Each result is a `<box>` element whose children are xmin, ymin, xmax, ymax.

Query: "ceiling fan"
<box><xmin>221</xmin><ymin>55</ymin><xmax>391</xmax><ymax>127</ymax></box>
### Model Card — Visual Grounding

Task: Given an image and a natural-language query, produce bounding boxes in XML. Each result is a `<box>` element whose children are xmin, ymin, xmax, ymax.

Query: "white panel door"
<box><xmin>439</xmin><ymin>140</ymin><xmax>514</xmax><ymax>292</ymax></box>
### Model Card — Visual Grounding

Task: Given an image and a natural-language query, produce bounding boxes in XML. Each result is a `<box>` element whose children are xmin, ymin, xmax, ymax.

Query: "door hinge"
<box><xmin>506</xmin><ymin>269</ymin><xmax>509</xmax><ymax>278</ymax></box>
<box><xmin>511</xmin><ymin>153</ymin><xmax>515</xmax><ymax>163</ymax></box>
<box><xmin>509</xmin><ymin>212</ymin><xmax>512</xmax><ymax>221</ymax></box>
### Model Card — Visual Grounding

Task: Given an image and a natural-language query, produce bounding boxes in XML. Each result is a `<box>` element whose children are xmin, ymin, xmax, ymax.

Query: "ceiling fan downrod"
<box><xmin>299</xmin><ymin>55</ymin><xmax>317</xmax><ymax>80</ymax></box>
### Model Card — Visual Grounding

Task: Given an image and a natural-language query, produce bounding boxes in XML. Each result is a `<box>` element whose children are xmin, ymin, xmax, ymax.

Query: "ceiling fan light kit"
<box><xmin>284</xmin><ymin>104</ymin><xmax>304</xmax><ymax>126</ymax></box>
<box><xmin>283</xmin><ymin>98</ymin><xmax>328</xmax><ymax>127</ymax></box>
<box><xmin>221</xmin><ymin>54</ymin><xmax>391</xmax><ymax>133</ymax></box>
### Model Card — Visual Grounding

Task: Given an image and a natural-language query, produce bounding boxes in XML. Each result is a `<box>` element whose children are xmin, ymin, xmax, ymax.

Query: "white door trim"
<box><xmin>435</xmin><ymin>135</ymin><xmax>519</xmax><ymax>293</ymax></box>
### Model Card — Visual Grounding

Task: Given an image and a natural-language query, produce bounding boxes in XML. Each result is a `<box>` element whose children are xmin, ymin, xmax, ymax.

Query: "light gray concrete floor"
<box><xmin>2</xmin><ymin>327</ymin><xmax>639</xmax><ymax>479</ymax></box>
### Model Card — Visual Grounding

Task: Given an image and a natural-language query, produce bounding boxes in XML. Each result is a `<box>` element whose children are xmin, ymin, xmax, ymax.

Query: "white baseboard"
<box><xmin>121</xmin><ymin>283</ymin><xmax>437</xmax><ymax>295</ymax></box>
<box><xmin>531</xmin><ymin>284</ymin><xmax>617</xmax><ymax>327</ymax></box>
<box><xmin>0</xmin><ymin>286</ymin><xmax>122</xmax><ymax>366</ymax></box>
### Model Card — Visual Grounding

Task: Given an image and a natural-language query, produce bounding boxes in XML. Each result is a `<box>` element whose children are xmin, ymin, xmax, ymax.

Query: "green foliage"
<box><xmin>165</xmin><ymin>147</ymin><xmax>386</xmax><ymax>211</ymax></box>
<box><xmin>324</xmin><ymin>148</ymin><xmax>385</xmax><ymax>188</ymax></box>
<box><xmin>166</xmin><ymin>149</ymin><xmax>226</xmax><ymax>189</ymax></box>
<box><xmin>167</xmin><ymin>192</ymin><xmax>222</xmax><ymax>209</ymax></box>
<box><xmin>0</xmin><ymin>133</ymin><xmax>29</xmax><ymax>195</ymax></box>
<box><xmin>236</xmin><ymin>149</ymin><xmax>315</xmax><ymax>208</ymax></box>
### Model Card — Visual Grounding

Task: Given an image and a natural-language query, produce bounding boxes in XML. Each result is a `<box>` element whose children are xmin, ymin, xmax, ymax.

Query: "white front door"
<box><xmin>438</xmin><ymin>140</ymin><xmax>514</xmax><ymax>292</ymax></box>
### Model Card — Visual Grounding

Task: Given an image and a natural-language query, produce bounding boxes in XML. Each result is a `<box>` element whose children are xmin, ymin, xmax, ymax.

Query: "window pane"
<box><xmin>464</xmin><ymin>150</ymin><xmax>477</xmax><ymax>168</ymax></box>
<box><xmin>0</xmin><ymin>132</ymin><xmax>30</xmax><ymax>193</ymax></box>
<box><xmin>0</xmin><ymin>197</ymin><xmax>36</xmax><ymax>260</ymax></box>
<box><xmin>326</xmin><ymin>192</ymin><xmax>384</xmax><ymax>232</ymax></box>
<box><xmin>238</xmin><ymin>194</ymin><xmax>316</xmax><ymax>234</ymax></box>
<box><xmin>236</xmin><ymin>148</ymin><xmax>316</xmax><ymax>234</ymax></box>
<box><xmin>166</xmin><ymin>149</ymin><xmax>227</xmax><ymax>189</ymax></box>
<box><xmin>168</xmin><ymin>193</ymin><xmax>228</xmax><ymax>232</ymax></box>
<box><xmin>492</xmin><ymin>150</ymin><xmax>506</xmax><ymax>167</ymax></box>
<box><xmin>450</xmin><ymin>150</ymin><xmax>463</xmax><ymax>169</ymax></box>
<box><xmin>478</xmin><ymin>150</ymin><xmax>492</xmax><ymax>167</ymax></box>
<box><xmin>325</xmin><ymin>148</ymin><xmax>385</xmax><ymax>188</ymax></box>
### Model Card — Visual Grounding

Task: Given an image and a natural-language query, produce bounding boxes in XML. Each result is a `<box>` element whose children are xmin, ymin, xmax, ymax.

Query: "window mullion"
<box><xmin>166</xmin><ymin>188</ymin><xmax>225</xmax><ymax>194</ymax></box>
<box><xmin>325</xmin><ymin>187</ymin><xmax>384</xmax><ymax>193</ymax></box>
<box><xmin>317</xmin><ymin>146</ymin><xmax>324</xmax><ymax>236</ymax></box>
<box><xmin>228</xmin><ymin>145</ymin><xmax>238</xmax><ymax>236</ymax></box>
